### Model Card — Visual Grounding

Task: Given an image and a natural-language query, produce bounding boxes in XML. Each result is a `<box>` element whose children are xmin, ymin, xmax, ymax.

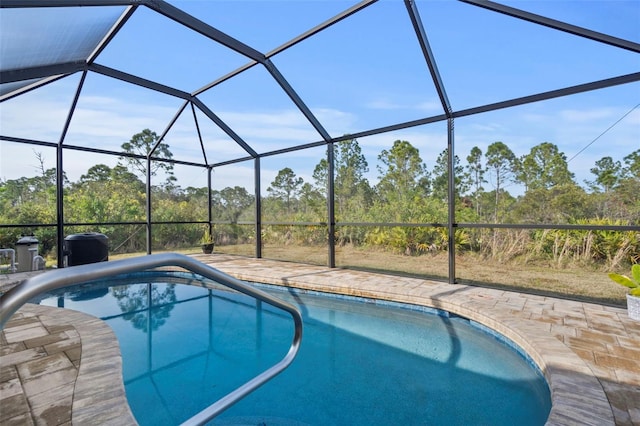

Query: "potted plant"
<box><xmin>200</xmin><ymin>226</ymin><xmax>214</xmax><ymax>254</ymax></box>
<box><xmin>608</xmin><ymin>264</ymin><xmax>640</xmax><ymax>321</ymax></box>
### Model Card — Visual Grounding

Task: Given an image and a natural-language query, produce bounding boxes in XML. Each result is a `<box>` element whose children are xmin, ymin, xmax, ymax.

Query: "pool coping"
<box><xmin>2</xmin><ymin>254</ymin><xmax>639</xmax><ymax>425</ymax></box>
<box><xmin>1</xmin><ymin>303</ymin><xmax>137</xmax><ymax>425</ymax></box>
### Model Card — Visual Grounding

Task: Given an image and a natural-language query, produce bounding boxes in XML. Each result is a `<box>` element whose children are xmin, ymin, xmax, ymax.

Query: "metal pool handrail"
<box><xmin>0</xmin><ymin>253</ymin><xmax>303</xmax><ymax>426</ymax></box>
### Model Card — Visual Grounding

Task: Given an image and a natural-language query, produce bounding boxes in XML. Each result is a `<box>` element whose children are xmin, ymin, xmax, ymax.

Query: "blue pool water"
<box><xmin>36</xmin><ymin>272</ymin><xmax>551</xmax><ymax>425</ymax></box>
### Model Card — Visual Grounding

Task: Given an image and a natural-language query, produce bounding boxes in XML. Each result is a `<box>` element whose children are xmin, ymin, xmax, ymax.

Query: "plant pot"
<box><xmin>201</xmin><ymin>243</ymin><xmax>214</xmax><ymax>254</ymax></box>
<box><xmin>627</xmin><ymin>294</ymin><xmax>640</xmax><ymax>321</ymax></box>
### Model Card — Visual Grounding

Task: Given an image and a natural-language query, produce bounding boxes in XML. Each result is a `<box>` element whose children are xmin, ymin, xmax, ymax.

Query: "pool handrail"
<box><xmin>0</xmin><ymin>252</ymin><xmax>303</xmax><ymax>426</ymax></box>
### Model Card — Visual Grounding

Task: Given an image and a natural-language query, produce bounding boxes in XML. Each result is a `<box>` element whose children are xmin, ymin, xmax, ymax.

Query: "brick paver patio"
<box><xmin>1</xmin><ymin>254</ymin><xmax>639</xmax><ymax>425</ymax></box>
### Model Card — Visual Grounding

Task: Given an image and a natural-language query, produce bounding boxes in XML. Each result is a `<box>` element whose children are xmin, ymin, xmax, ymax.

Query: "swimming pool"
<box><xmin>36</xmin><ymin>271</ymin><xmax>551</xmax><ymax>425</ymax></box>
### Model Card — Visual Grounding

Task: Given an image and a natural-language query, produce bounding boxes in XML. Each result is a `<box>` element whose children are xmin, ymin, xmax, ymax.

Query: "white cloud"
<box><xmin>314</xmin><ymin>108</ymin><xmax>357</xmax><ymax>133</ymax></box>
<box><xmin>64</xmin><ymin>96</ymin><xmax>183</xmax><ymax>147</ymax></box>
<box><xmin>210</xmin><ymin>163</ymin><xmax>255</xmax><ymax>191</ymax></box>
<box><xmin>0</xmin><ymin>96</ymin><xmax>68</xmax><ymax>142</ymax></box>
<box><xmin>416</xmin><ymin>100</ymin><xmax>444</xmax><ymax>113</ymax></box>
<box><xmin>365</xmin><ymin>98</ymin><xmax>442</xmax><ymax>113</ymax></box>
<box><xmin>468</xmin><ymin>122</ymin><xmax>508</xmax><ymax>133</ymax></box>
<box><xmin>223</xmin><ymin>110</ymin><xmax>322</xmax><ymax>143</ymax></box>
<box><xmin>559</xmin><ymin>107</ymin><xmax>617</xmax><ymax>123</ymax></box>
<box><xmin>365</xmin><ymin>99</ymin><xmax>403</xmax><ymax>110</ymax></box>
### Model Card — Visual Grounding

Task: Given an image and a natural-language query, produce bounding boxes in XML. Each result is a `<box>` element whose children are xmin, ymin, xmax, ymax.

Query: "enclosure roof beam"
<box><xmin>244</xmin><ymin>110</ymin><xmax>451</xmax><ymax>160</ymax></box>
<box><xmin>87</xmin><ymin>5</ymin><xmax>138</xmax><ymax>65</ymax></box>
<box><xmin>263</xmin><ymin>59</ymin><xmax>332</xmax><ymax>142</ymax></box>
<box><xmin>454</xmin><ymin>71</ymin><xmax>640</xmax><ymax>118</ymax></box>
<box><xmin>0</xmin><ymin>62</ymin><xmax>84</xmax><ymax>84</ymax></box>
<box><xmin>191</xmin><ymin>97</ymin><xmax>258</xmax><ymax>158</ymax></box>
<box><xmin>191</xmin><ymin>102</ymin><xmax>209</xmax><ymax>166</ymax></box>
<box><xmin>193</xmin><ymin>0</ymin><xmax>377</xmax><ymax>96</ymax></box>
<box><xmin>405</xmin><ymin>0</ymin><xmax>452</xmax><ymax>116</ymax></box>
<box><xmin>266</xmin><ymin>0</ymin><xmax>378</xmax><ymax>58</ymax></box>
<box><xmin>87</xmin><ymin>63</ymin><xmax>259</xmax><ymax>159</ymax></box>
<box><xmin>210</xmin><ymin>156</ymin><xmax>255</xmax><ymax>168</ymax></box>
<box><xmin>145</xmin><ymin>1</ymin><xmax>266</xmax><ymax>62</ymax></box>
<box><xmin>0</xmin><ymin>135</ymin><xmax>58</xmax><ymax>148</ymax></box>
<box><xmin>0</xmin><ymin>0</ymin><xmax>136</xmax><ymax>7</ymax></box>
<box><xmin>194</xmin><ymin>63</ymin><xmax>259</xmax><ymax>97</ymax></box>
<box><xmin>461</xmin><ymin>0</ymin><xmax>640</xmax><ymax>53</ymax></box>
<box><xmin>0</xmin><ymin>74</ymin><xmax>68</xmax><ymax>103</ymax></box>
<box><xmin>89</xmin><ymin>63</ymin><xmax>191</xmax><ymax>100</ymax></box>
<box><xmin>151</xmin><ymin>100</ymin><xmax>190</xmax><ymax>158</ymax></box>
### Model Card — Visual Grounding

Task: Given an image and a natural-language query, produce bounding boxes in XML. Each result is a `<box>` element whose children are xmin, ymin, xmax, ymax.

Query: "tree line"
<box><xmin>261</xmin><ymin>137</ymin><xmax>638</xmax><ymax>268</ymax></box>
<box><xmin>1</xmin><ymin>129</ymin><xmax>638</xmax><ymax>270</ymax></box>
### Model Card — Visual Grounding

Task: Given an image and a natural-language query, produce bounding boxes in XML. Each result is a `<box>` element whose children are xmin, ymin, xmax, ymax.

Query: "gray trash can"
<box><xmin>65</xmin><ymin>233</ymin><xmax>109</xmax><ymax>266</ymax></box>
<box><xmin>16</xmin><ymin>235</ymin><xmax>38</xmax><ymax>272</ymax></box>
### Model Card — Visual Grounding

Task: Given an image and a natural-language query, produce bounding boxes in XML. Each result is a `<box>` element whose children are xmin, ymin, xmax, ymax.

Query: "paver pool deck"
<box><xmin>1</xmin><ymin>253</ymin><xmax>639</xmax><ymax>425</ymax></box>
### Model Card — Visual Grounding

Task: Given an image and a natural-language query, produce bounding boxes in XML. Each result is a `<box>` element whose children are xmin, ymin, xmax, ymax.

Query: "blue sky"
<box><xmin>1</xmin><ymin>0</ymin><xmax>639</xmax><ymax>196</ymax></box>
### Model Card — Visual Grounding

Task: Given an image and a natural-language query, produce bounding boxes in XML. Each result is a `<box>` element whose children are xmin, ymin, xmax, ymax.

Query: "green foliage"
<box><xmin>377</xmin><ymin>140</ymin><xmax>429</xmax><ymax>203</ymax></box>
<box><xmin>511</xmin><ymin>184</ymin><xmax>590</xmax><ymax>223</ymax></box>
<box><xmin>623</xmin><ymin>149</ymin><xmax>640</xmax><ymax>179</ymax></box>
<box><xmin>334</xmin><ymin>139</ymin><xmax>373</xmax><ymax>221</ymax></box>
<box><xmin>526</xmin><ymin>218</ymin><xmax>638</xmax><ymax>269</ymax></box>
<box><xmin>308</xmin><ymin>138</ymin><xmax>374</xmax><ymax>246</ymax></box>
<box><xmin>118</xmin><ymin>129</ymin><xmax>174</xmax><ymax>186</ymax></box>
<box><xmin>267</xmin><ymin>167</ymin><xmax>303</xmax><ymax>214</ymax></box>
<box><xmin>365</xmin><ymin>196</ymin><xmax>450</xmax><ymax>254</ymax></box>
<box><xmin>608</xmin><ymin>264</ymin><xmax>640</xmax><ymax>296</ymax></box>
<box><xmin>216</xmin><ymin>186</ymin><xmax>254</xmax><ymax>223</ymax></box>
<box><xmin>200</xmin><ymin>226</ymin><xmax>213</xmax><ymax>244</ymax></box>
<box><xmin>517</xmin><ymin>142</ymin><xmax>574</xmax><ymax>191</ymax></box>
<box><xmin>1</xmin><ymin>132</ymin><xmax>638</xmax><ymax>278</ymax></box>
<box><xmin>588</xmin><ymin>156</ymin><xmax>622</xmax><ymax>193</ymax></box>
<box><xmin>466</xmin><ymin>146</ymin><xmax>485</xmax><ymax>215</ymax></box>
<box><xmin>486</xmin><ymin>141</ymin><xmax>518</xmax><ymax>222</ymax></box>
<box><xmin>431</xmin><ymin>148</ymin><xmax>468</xmax><ymax>201</ymax></box>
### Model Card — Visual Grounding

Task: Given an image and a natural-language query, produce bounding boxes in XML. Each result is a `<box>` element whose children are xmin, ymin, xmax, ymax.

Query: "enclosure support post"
<box><xmin>146</xmin><ymin>157</ymin><xmax>152</xmax><ymax>255</ymax></box>
<box><xmin>406</xmin><ymin>0</ymin><xmax>455</xmax><ymax>282</ymax></box>
<box><xmin>327</xmin><ymin>142</ymin><xmax>336</xmax><ymax>268</ymax></box>
<box><xmin>207</xmin><ymin>166</ymin><xmax>213</xmax><ymax>244</ymax></box>
<box><xmin>447</xmin><ymin>118</ymin><xmax>456</xmax><ymax>284</ymax></box>
<box><xmin>56</xmin><ymin>143</ymin><xmax>64</xmax><ymax>268</ymax></box>
<box><xmin>255</xmin><ymin>157</ymin><xmax>262</xmax><ymax>258</ymax></box>
<box><xmin>56</xmin><ymin>71</ymin><xmax>87</xmax><ymax>268</ymax></box>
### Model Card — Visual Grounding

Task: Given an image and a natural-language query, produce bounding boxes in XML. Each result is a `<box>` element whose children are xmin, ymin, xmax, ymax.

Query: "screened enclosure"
<box><xmin>1</xmin><ymin>0</ymin><xmax>639</xmax><ymax>304</ymax></box>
